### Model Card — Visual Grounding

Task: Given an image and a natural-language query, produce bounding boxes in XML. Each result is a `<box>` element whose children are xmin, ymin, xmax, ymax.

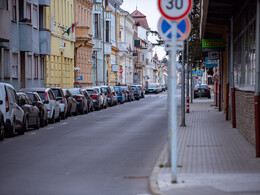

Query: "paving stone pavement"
<box><xmin>152</xmin><ymin>98</ymin><xmax>260</xmax><ymax>195</ymax></box>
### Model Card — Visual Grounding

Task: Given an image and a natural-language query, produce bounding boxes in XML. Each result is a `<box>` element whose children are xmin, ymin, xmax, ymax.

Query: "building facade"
<box><xmin>118</xmin><ymin>9</ymin><xmax>135</xmax><ymax>85</ymax></box>
<box><xmin>200</xmin><ymin>0</ymin><xmax>260</xmax><ymax>157</ymax></box>
<box><xmin>0</xmin><ymin>0</ymin><xmax>50</xmax><ymax>90</ymax></box>
<box><xmin>74</xmin><ymin>0</ymin><xmax>95</xmax><ymax>88</ymax></box>
<box><xmin>45</xmin><ymin>0</ymin><xmax>74</xmax><ymax>88</ymax></box>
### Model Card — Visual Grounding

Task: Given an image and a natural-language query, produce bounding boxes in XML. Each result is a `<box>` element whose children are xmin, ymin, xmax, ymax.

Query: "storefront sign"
<box><xmin>202</xmin><ymin>39</ymin><xmax>225</xmax><ymax>52</ymax></box>
<box><xmin>205</xmin><ymin>57</ymin><xmax>218</xmax><ymax>68</ymax></box>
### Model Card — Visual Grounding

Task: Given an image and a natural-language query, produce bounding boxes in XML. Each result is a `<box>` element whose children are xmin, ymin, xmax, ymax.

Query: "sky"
<box><xmin>121</xmin><ymin>0</ymin><xmax>166</xmax><ymax>60</ymax></box>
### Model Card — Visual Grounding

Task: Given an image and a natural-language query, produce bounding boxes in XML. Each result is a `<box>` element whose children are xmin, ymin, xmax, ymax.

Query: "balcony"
<box><xmin>118</xmin><ymin>42</ymin><xmax>127</xmax><ymax>52</ymax></box>
<box><xmin>134</xmin><ymin>58</ymin><xmax>142</xmax><ymax>69</ymax></box>
<box><xmin>39</xmin><ymin>0</ymin><xmax>50</xmax><ymax>6</ymax></box>
<box><xmin>105</xmin><ymin>11</ymin><xmax>112</xmax><ymax>21</ymax></box>
<box><xmin>0</xmin><ymin>9</ymin><xmax>10</xmax><ymax>43</ymax></box>
<box><xmin>104</xmin><ymin>42</ymin><xmax>111</xmax><ymax>55</ymax></box>
<box><xmin>75</xmin><ymin>26</ymin><xmax>91</xmax><ymax>41</ymax></box>
<box><xmin>93</xmin><ymin>39</ymin><xmax>102</xmax><ymax>51</ymax></box>
<box><xmin>19</xmin><ymin>22</ymin><xmax>33</xmax><ymax>52</ymax></box>
<box><xmin>39</xmin><ymin>29</ymin><xmax>51</xmax><ymax>55</ymax></box>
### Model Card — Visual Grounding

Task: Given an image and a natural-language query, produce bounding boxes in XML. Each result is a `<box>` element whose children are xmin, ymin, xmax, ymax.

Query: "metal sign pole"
<box><xmin>170</xmin><ymin>21</ymin><xmax>178</xmax><ymax>183</ymax></box>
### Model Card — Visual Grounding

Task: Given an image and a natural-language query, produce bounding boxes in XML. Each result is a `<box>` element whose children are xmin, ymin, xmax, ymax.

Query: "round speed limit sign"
<box><xmin>158</xmin><ymin>0</ymin><xmax>193</xmax><ymax>20</ymax></box>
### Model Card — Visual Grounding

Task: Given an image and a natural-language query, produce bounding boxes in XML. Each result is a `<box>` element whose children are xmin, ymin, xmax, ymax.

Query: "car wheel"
<box><xmin>45</xmin><ymin>118</ymin><xmax>48</xmax><ymax>126</ymax></box>
<box><xmin>21</xmin><ymin>117</ymin><xmax>28</xmax><ymax>134</ymax></box>
<box><xmin>50</xmin><ymin>111</ymin><xmax>55</xmax><ymax>123</ymax></box>
<box><xmin>56</xmin><ymin>112</ymin><xmax>61</xmax><ymax>122</ymax></box>
<box><xmin>34</xmin><ymin>115</ymin><xmax>40</xmax><ymax>130</ymax></box>
<box><xmin>0</xmin><ymin>118</ymin><xmax>5</xmax><ymax>141</ymax></box>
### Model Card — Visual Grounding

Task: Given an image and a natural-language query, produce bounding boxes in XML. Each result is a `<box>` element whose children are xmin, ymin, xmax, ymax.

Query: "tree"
<box><xmin>178</xmin><ymin>0</ymin><xmax>206</xmax><ymax>70</ymax></box>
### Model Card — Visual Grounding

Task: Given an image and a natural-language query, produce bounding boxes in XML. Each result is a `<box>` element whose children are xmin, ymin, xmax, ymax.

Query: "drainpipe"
<box><xmin>230</xmin><ymin>16</ymin><xmax>236</xmax><ymax>128</ymax></box>
<box><xmin>226</xmin><ymin>24</ymin><xmax>230</xmax><ymax>120</ymax></box>
<box><xmin>219</xmin><ymin>51</ymin><xmax>222</xmax><ymax>112</ymax></box>
<box><xmin>103</xmin><ymin>0</ymin><xmax>105</xmax><ymax>85</ymax></box>
<box><xmin>115</xmin><ymin>3</ymin><xmax>118</xmax><ymax>85</ymax></box>
<box><xmin>255</xmin><ymin>0</ymin><xmax>260</xmax><ymax>157</ymax></box>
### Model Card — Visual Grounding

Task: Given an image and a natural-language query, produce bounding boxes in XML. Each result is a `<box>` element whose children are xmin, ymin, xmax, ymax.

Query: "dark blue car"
<box><xmin>113</xmin><ymin>86</ymin><xmax>126</xmax><ymax>104</ymax></box>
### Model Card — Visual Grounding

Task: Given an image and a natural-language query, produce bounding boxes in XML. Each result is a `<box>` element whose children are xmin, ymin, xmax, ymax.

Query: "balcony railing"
<box><xmin>75</xmin><ymin>26</ymin><xmax>91</xmax><ymax>41</ymax></box>
<box><xmin>39</xmin><ymin>0</ymin><xmax>50</xmax><ymax>7</ymax></box>
<box><xmin>104</xmin><ymin>42</ymin><xmax>112</xmax><ymax>55</ymax></box>
<box><xmin>19</xmin><ymin>22</ymin><xmax>33</xmax><ymax>52</ymax></box>
<box><xmin>39</xmin><ymin>29</ymin><xmax>51</xmax><ymax>55</ymax></box>
<box><xmin>118</xmin><ymin>42</ymin><xmax>127</xmax><ymax>52</ymax></box>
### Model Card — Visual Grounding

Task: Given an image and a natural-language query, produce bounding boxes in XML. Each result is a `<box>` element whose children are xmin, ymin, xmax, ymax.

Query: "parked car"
<box><xmin>85</xmin><ymin>88</ymin><xmax>102</xmax><ymax>110</ymax></box>
<box><xmin>82</xmin><ymin>89</ymin><xmax>94</xmax><ymax>112</ymax></box>
<box><xmin>21</xmin><ymin>88</ymin><xmax>60</xmax><ymax>123</ymax></box>
<box><xmin>147</xmin><ymin>83</ymin><xmax>160</xmax><ymax>94</ymax></box>
<box><xmin>0</xmin><ymin>109</ymin><xmax>5</xmax><ymax>140</ymax></box>
<box><xmin>121</xmin><ymin>86</ymin><xmax>130</xmax><ymax>102</ymax></box>
<box><xmin>100</xmin><ymin>86</ymin><xmax>117</xmax><ymax>106</ymax></box>
<box><xmin>17</xmin><ymin>93</ymin><xmax>41</xmax><ymax>130</ymax></box>
<box><xmin>194</xmin><ymin>84</ymin><xmax>211</xmax><ymax>99</ymax></box>
<box><xmin>24</xmin><ymin>91</ymin><xmax>48</xmax><ymax>127</ymax></box>
<box><xmin>108</xmin><ymin>86</ymin><xmax>118</xmax><ymax>105</ymax></box>
<box><xmin>0</xmin><ymin>83</ymin><xmax>24</xmax><ymax>136</ymax></box>
<box><xmin>94</xmin><ymin>86</ymin><xmax>108</xmax><ymax>108</ymax></box>
<box><xmin>131</xmin><ymin>86</ymin><xmax>141</xmax><ymax>100</ymax></box>
<box><xmin>133</xmin><ymin>85</ymin><xmax>145</xmax><ymax>98</ymax></box>
<box><xmin>67</xmin><ymin>88</ymin><xmax>88</xmax><ymax>114</ymax></box>
<box><xmin>51</xmin><ymin>87</ymin><xmax>68</xmax><ymax>119</ymax></box>
<box><xmin>113</xmin><ymin>86</ymin><xmax>126</xmax><ymax>103</ymax></box>
<box><xmin>63</xmin><ymin>89</ymin><xmax>78</xmax><ymax>116</ymax></box>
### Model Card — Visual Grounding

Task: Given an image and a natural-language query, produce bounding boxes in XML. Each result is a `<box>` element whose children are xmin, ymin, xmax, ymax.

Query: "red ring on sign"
<box><xmin>158</xmin><ymin>0</ymin><xmax>192</xmax><ymax>21</ymax></box>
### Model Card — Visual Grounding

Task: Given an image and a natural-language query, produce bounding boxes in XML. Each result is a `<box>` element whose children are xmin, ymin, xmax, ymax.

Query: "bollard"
<box><xmin>186</xmin><ymin>96</ymin><xmax>190</xmax><ymax>113</ymax></box>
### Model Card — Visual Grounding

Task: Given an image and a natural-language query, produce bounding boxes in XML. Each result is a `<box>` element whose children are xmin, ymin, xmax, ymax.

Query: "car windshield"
<box><xmin>26</xmin><ymin>93</ymin><xmax>34</xmax><ymax>102</ymax></box>
<box><xmin>37</xmin><ymin>92</ymin><xmax>46</xmax><ymax>100</ymax></box>
<box><xmin>87</xmin><ymin>90</ymin><xmax>95</xmax><ymax>95</ymax></box>
<box><xmin>94</xmin><ymin>88</ymin><xmax>100</xmax><ymax>93</ymax></box>
<box><xmin>131</xmin><ymin>86</ymin><xmax>137</xmax><ymax>91</ymax></box>
<box><xmin>113</xmin><ymin>87</ymin><xmax>120</xmax><ymax>92</ymax></box>
<box><xmin>69</xmin><ymin>88</ymin><xmax>80</xmax><ymax>95</ymax></box>
<box><xmin>149</xmin><ymin>83</ymin><xmax>157</xmax><ymax>88</ymax></box>
<box><xmin>101</xmin><ymin>87</ymin><xmax>108</xmax><ymax>94</ymax></box>
<box><xmin>195</xmin><ymin>85</ymin><xmax>208</xmax><ymax>89</ymax></box>
<box><xmin>52</xmin><ymin>89</ymin><xmax>62</xmax><ymax>97</ymax></box>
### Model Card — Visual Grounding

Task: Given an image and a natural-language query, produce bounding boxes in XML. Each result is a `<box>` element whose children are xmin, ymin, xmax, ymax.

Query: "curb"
<box><xmin>149</xmin><ymin>143</ymin><xmax>168</xmax><ymax>195</ymax></box>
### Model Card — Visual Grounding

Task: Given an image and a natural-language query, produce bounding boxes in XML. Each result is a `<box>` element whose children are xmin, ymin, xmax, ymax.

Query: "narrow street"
<box><xmin>0</xmin><ymin>93</ymin><xmax>168</xmax><ymax>195</ymax></box>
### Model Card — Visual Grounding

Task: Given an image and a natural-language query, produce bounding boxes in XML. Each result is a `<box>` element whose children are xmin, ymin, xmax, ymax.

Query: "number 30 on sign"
<box><xmin>158</xmin><ymin>0</ymin><xmax>193</xmax><ymax>21</ymax></box>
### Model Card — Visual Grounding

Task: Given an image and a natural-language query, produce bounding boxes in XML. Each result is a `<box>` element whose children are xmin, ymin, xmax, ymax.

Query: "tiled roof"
<box><xmin>130</xmin><ymin>10</ymin><xmax>150</xmax><ymax>30</ymax></box>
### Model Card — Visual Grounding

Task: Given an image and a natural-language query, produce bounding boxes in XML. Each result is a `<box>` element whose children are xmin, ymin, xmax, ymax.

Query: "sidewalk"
<box><xmin>150</xmin><ymin>98</ymin><xmax>260</xmax><ymax>195</ymax></box>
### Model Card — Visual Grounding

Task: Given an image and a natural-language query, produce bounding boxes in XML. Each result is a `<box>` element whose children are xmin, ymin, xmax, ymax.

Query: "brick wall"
<box><xmin>235</xmin><ymin>89</ymin><xmax>255</xmax><ymax>146</ymax></box>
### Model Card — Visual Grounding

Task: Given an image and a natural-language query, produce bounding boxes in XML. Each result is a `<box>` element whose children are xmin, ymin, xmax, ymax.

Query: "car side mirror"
<box><xmin>0</xmin><ymin>100</ymin><xmax>3</xmax><ymax>105</ymax></box>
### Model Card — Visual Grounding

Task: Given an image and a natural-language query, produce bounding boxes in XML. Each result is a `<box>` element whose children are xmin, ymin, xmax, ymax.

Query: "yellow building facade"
<box><xmin>45</xmin><ymin>0</ymin><xmax>75</xmax><ymax>88</ymax></box>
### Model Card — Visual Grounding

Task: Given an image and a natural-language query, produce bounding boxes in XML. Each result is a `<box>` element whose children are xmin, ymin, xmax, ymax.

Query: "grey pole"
<box><xmin>186</xmin><ymin>39</ymin><xmax>189</xmax><ymax>112</ymax></box>
<box><xmin>180</xmin><ymin>50</ymin><xmax>186</xmax><ymax>126</ymax></box>
<box><xmin>169</xmin><ymin>21</ymin><xmax>178</xmax><ymax>183</ymax></box>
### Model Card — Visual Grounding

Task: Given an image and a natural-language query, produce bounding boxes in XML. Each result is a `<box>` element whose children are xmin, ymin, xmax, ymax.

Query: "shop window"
<box><xmin>34</xmin><ymin>56</ymin><xmax>38</xmax><ymax>79</ymax></box>
<box><xmin>27</xmin><ymin>55</ymin><xmax>32</xmax><ymax>79</ymax></box>
<box><xmin>40</xmin><ymin>57</ymin><xmax>44</xmax><ymax>79</ymax></box>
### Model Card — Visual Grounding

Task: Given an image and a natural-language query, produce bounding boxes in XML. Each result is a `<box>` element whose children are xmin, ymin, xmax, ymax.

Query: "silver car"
<box><xmin>94</xmin><ymin>86</ymin><xmax>108</xmax><ymax>109</ymax></box>
<box><xmin>21</xmin><ymin>88</ymin><xmax>60</xmax><ymax>123</ymax></box>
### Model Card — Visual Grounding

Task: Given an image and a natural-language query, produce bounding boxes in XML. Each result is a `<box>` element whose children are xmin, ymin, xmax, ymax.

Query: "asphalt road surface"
<box><xmin>0</xmin><ymin>92</ymin><xmax>168</xmax><ymax>195</ymax></box>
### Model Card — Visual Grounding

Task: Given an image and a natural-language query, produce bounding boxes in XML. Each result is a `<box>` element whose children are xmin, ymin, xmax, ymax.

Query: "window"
<box><xmin>27</xmin><ymin>55</ymin><xmax>32</xmax><ymax>79</ymax></box>
<box><xmin>12</xmin><ymin>0</ymin><xmax>17</xmax><ymax>21</ymax></box>
<box><xmin>39</xmin><ymin>6</ymin><xmax>44</xmax><ymax>29</ymax></box>
<box><xmin>48</xmin><ymin>90</ymin><xmax>55</xmax><ymax>100</ymax></box>
<box><xmin>40</xmin><ymin>57</ymin><xmax>44</xmax><ymax>79</ymax></box>
<box><xmin>4</xmin><ymin>49</ymin><xmax>10</xmax><ymax>78</ymax></box>
<box><xmin>106</xmin><ymin>21</ymin><xmax>110</xmax><ymax>42</ymax></box>
<box><xmin>94</xmin><ymin>14</ymin><xmax>100</xmax><ymax>38</ymax></box>
<box><xmin>19</xmin><ymin>0</ymin><xmax>24</xmax><ymax>20</ymax></box>
<box><xmin>33</xmin><ymin>5</ymin><xmax>38</xmax><ymax>28</ymax></box>
<box><xmin>0</xmin><ymin>50</ymin><xmax>2</xmax><ymax>79</ymax></box>
<box><xmin>26</xmin><ymin>3</ymin><xmax>31</xmax><ymax>20</ymax></box>
<box><xmin>12</xmin><ymin>53</ymin><xmax>18</xmax><ymax>78</ymax></box>
<box><xmin>34</xmin><ymin>56</ymin><xmax>38</xmax><ymax>79</ymax></box>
